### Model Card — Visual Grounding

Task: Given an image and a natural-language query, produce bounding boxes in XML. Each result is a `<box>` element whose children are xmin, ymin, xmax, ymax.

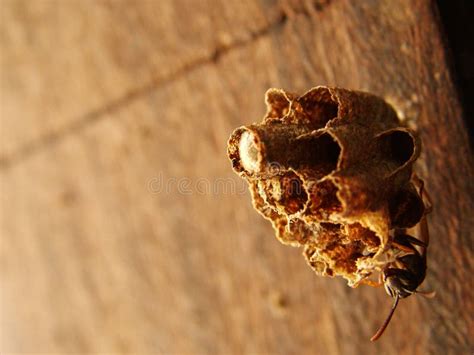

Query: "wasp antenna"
<box><xmin>370</xmin><ymin>295</ymin><xmax>400</xmax><ymax>342</ymax></box>
<box><xmin>415</xmin><ymin>290</ymin><xmax>436</xmax><ymax>298</ymax></box>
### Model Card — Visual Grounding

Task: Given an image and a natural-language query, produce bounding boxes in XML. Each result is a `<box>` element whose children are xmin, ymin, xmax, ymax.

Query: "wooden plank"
<box><xmin>1</xmin><ymin>0</ymin><xmax>472</xmax><ymax>354</ymax></box>
<box><xmin>1</xmin><ymin>43</ymin><xmax>336</xmax><ymax>353</ymax></box>
<box><xmin>0</xmin><ymin>0</ymin><xmax>282</xmax><ymax>160</ymax></box>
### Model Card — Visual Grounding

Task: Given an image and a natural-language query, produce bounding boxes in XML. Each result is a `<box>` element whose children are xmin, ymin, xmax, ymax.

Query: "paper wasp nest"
<box><xmin>228</xmin><ymin>87</ymin><xmax>425</xmax><ymax>286</ymax></box>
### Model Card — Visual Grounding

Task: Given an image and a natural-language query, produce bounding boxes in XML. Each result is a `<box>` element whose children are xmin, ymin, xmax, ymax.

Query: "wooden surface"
<box><xmin>1</xmin><ymin>0</ymin><xmax>472</xmax><ymax>354</ymax></box>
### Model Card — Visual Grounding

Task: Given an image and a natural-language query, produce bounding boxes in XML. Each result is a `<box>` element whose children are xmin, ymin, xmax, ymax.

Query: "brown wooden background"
<box><xmin>1</xmin><ymin>0</ymin><xmax>472</xmax><ymax>354</ymax></box>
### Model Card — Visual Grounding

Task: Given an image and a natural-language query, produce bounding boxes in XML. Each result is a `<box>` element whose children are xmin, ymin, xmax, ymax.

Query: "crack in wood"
<box><xmin>0</xmin><ymin>12</ymin><xmax>290</xmax><ymax>171</ymax></box>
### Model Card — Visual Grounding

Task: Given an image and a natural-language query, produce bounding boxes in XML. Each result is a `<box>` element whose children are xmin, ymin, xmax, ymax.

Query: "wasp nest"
<box><xmin>228</xmin><ymin>86</ymin><xmax>425</xmax><ymax>286</ymax></box>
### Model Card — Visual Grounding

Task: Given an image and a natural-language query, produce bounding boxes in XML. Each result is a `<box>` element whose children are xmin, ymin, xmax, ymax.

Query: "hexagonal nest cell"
<box><xmin>227</xmin><ymin>86</ymin><xmax>424</xmax><ymax>286</ymax></box>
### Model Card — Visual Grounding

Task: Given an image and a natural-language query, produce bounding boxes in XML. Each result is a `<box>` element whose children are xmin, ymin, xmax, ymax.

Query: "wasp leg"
<box><xmin>412</xmin><ymin>173</ymin><xmax>433</xmax><ymax>215</ymax></box>
<box><xmin>391</xmin><ymin>241</ymin><xmax>417</xmax><ymax>254</ymax></box>
<box><xmin>411</xmin><ymin>174</ymin><xmax>431</xmax><ymax>249</ymax></box>
<box><xmin>394</xmin><ymin>234</ymin><xmax>427</xmax><ymax>248</ymax></box>
<box><xmin>392</xmin><ymin>234</ymin><xmax>426</xmax><ymax>256</ymax></box>
<box><xmin>418</xmin><ymin>214</ymin><xmax>430</xmax><ymax>250</ymax></box>
<box><xmin>415</xmin><ymin>289</ymin><xmax>436</xmax><ymax>298</ymax></box>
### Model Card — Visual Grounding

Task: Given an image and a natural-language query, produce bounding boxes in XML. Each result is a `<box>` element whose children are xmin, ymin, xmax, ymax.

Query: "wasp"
<box><xmin>370</xmin><ymin>175</ymin><xmax>434</xmax><ymax>341</ymax></box>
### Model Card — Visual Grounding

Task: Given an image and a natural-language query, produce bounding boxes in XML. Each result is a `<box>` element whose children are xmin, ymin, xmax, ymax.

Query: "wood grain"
<box><xmin>1</xmin><ymin>0</ymin><xmax>472</xmax><ymax>354</ymax></box>
<box><xmin>0</xmin><ymin>0</ymin><xmax>283</xmax><ymax>161</ymax></box>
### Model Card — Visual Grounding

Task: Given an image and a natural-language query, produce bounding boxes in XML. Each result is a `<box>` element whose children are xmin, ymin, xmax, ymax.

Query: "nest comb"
<box><xmin>227</xmin><ymin>86</ymin><xmax>425</xmax><ymax>286</ymax></box>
